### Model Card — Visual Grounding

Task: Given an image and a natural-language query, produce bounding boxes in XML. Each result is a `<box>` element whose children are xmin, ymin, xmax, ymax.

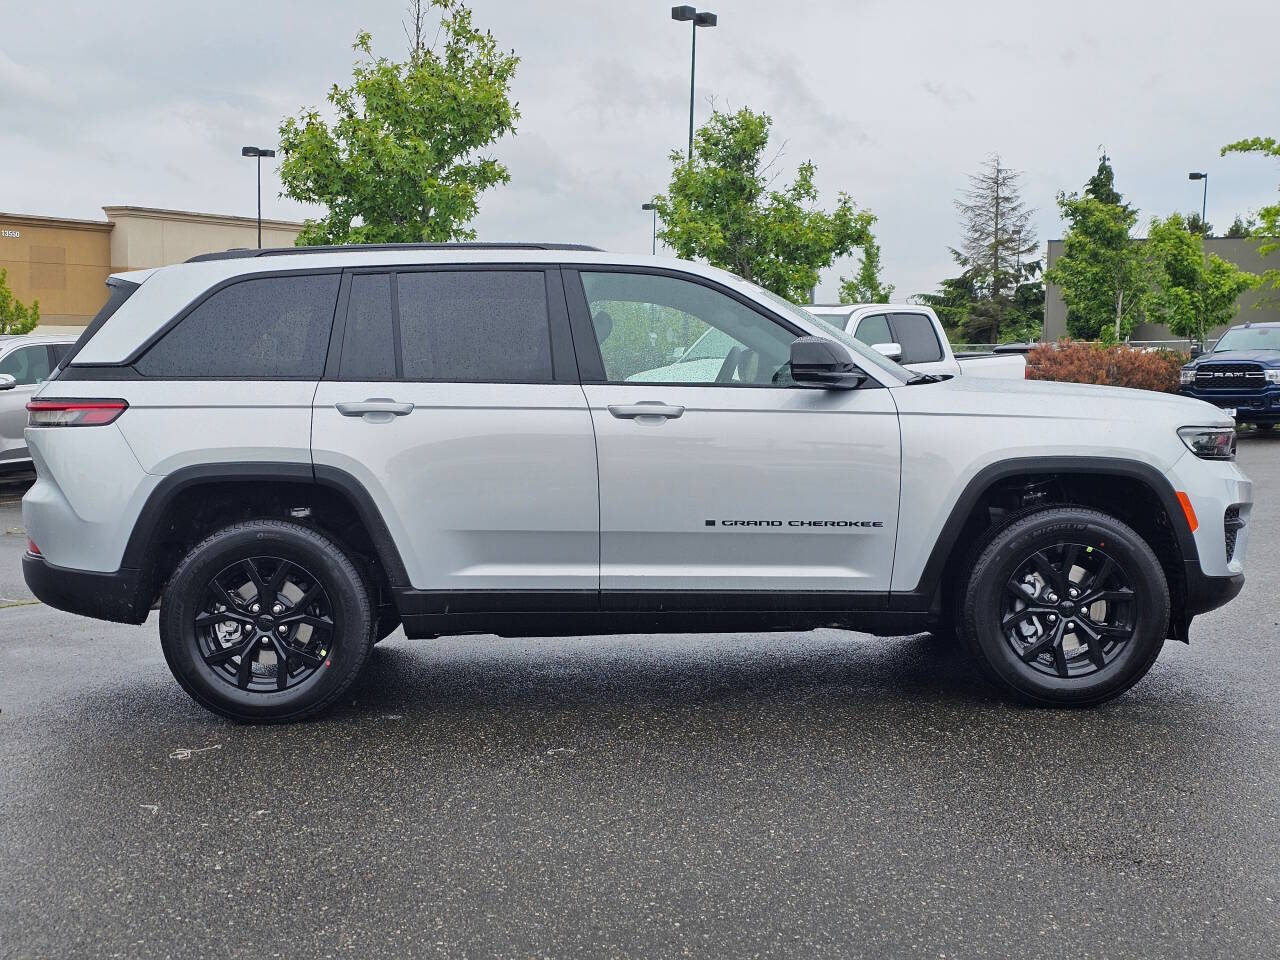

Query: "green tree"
<box><xmin>278</xmin><ymin>0</ymin><xmax>519</xmax><ymax>245</ymax></box>
<box><xmin>916</xmin><ymin>261</ymin><xmax>981</xmax><ymax>333</ymax></box>
<box><xmin>838</xmin><ymin>231</ymin><xmax>895</xmax><ymax>302</ymax></box>
<box><xmin>1225</xmin><ymin>215</ymin><xmax>1255</xmax><ymax>238</ymax></box>
<box><xmin>1142</xmin><ymin>213</ymin><xmax>1255</xmax><ymax>343</ymax></box>
<box><xmin>1184</xmin><ymin>212</ymin><xmax>1213</xmax><ymax>236</ymax></box>
<box><xmin>1046</xmin><ymin>155</ymin><xmax>1146</xmax><ymax>341</ymax></box>
<box><xmin>1221</xmin><ymin>137</ymin><xmax>1280</xmax><ymax>298</ymax></box>
<box><xmin>0</xmin><ymin>269</ymin><xmax>39</xmax><ymax>335</ymax></box>
<box><xmin>652</xmin><ymin>108</ymin><xmax>875</xmax><ymax>303</ymax></box>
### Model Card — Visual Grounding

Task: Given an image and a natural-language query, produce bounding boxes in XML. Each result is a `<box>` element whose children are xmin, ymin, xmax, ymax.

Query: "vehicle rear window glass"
<box><xmin>853</xmin><ymin>314</ymin><xmax>892</xmax><ymax>346</ymax></box>
<box><xmin>137</xmin><ymin>274</ymin><xmax>339</xmax><ymax>379</ymax></box>
<box><xmin>339</xmin><ymin>274</ymin><xmax>396</xmax><ymax>380</ymax></box>
<box><xmin>890</xmin><ymin>313</ymin><xmax>943</xmax><ymax>364</ymax></box>
<box><xmin>0</xmin><ymin>345</ymin><xmax>52</xmax><ymax>385</ymax></box>
<box><xmin>396</xmin><ymin>271</ymin><xmax>552</xmax><ymax>382</ymax></box>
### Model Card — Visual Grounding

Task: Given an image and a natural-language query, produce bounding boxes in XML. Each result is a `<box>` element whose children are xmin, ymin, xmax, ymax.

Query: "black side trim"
<box><xmin>22</xmin><ymin>553</ymin><xmax>150</xmax><ymax>624</ymax></box>
<box><xmin>889</xmin><ymin>456</ymin><xmax>1202</xmax><ymax>611</ymax></box>
<box><xmin>313</xmin><ymin>465</ymin><xmax>411</xmax><ymax>588</ymax></box>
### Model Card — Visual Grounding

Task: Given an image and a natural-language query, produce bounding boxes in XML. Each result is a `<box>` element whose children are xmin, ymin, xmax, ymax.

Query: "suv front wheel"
<box><xmin>960</xmin><ymin>506</ymin><xmax>1170</xmax><ymax>706</ymax></box>
<box><xmin>159</xmin><ymin>520</ymin><xmax>374</xmax><ymax>722</ymax></box>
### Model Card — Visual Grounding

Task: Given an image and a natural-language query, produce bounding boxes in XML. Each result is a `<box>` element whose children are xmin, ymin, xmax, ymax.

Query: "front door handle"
<box><xmin>335</xmin><ymin>398</ymin><xmax>415</xmax><ymax>419</ymax></box>
<box><xmin>607</xmin><ymin>402</ymin><xmax>685</xmax><ymax>421</ymax></box>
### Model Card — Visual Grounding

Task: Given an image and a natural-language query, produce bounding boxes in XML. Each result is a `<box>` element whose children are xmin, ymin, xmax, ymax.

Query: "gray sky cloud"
<box><xmin>2</xmin><ymin>0</ymin><xmax>1278</xmax><ymax>299</ymax></box>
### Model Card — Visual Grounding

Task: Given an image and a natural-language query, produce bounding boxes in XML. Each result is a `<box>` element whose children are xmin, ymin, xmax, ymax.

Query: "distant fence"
<box><xmin>955</xmin><ymin>339</ymin><xmax>1196</xmax><ymax>354</ymax></box>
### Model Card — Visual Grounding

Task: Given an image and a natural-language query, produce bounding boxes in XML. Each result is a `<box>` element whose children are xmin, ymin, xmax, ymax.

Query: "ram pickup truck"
<box><xmin>1180</xmin><ymin>322</ymin><xmax>1280</xmax><ymax>428</ymax></box>
<box><xmin>22</xmin><ymin>244</ymin><xmax>1248</xmax><ymax>722</ymax></box>
<box><xmin>805</xmin><ymin>303</ymin><xmax>1026</xmax><ymax>379</ymax></box>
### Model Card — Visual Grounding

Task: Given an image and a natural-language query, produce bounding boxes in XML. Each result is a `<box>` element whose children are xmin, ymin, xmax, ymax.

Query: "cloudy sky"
<box><xmin>3</xmin><ymin>0</ymin><xmax>1278</xmax><ymax>299</ymax></box>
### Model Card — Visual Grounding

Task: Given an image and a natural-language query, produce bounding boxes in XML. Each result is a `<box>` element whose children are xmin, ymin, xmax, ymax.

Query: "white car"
<box><xmin>22</xmin><ymin>244</ymin><xmax>1249</xmax><ymax>722</ymax></box>
<box><xmin>806</xmin><ymin>303</ymin><xmax>1026</xmax><ymax>379</ymax></box>
<box><xmin>0</xmin><ymin>334</ymin><xmax>77</xmax><ymax>472</ymax></box>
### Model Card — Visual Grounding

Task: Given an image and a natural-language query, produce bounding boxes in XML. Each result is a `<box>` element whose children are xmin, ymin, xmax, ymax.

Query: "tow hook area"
<box><xmin>1169</xmin><ymin>613</ymin><xmax>1191</xmax><ymax>645</ymax></box>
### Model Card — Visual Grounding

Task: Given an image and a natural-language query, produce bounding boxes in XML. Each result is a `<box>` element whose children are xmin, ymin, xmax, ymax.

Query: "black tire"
<box><xmin>159</xmin><ymin>520</ymin><xmax>373</xmax><ymax>723</ymax></box>
<box><xmin>959</xmin><ymin>506</ymin><xmax>1169</xmax><ymax>707</ymax></box>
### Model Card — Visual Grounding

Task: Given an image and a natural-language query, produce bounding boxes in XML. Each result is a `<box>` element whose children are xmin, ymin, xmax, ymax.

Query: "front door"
<box><xmin>311</xmin><ymin>266</ymin><xmax>599</xmax><ymax>598</ymax></box>
<box><xmin>565</xmin><ymin>268</ymin><xmax>901</xmax><ymax>597</ymax></box>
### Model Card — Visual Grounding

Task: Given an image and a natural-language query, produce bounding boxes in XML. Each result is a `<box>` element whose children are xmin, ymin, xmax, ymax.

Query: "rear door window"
<box><xmin>889</xmin><ymin>313</ymin><xmax>943</xmax><ymax>364</ymax></box>
<box><xmin>136</xmin><ymin>273</ymin><xmax>340</xmax><ymax>378</ymax></box>
<box><xmin>395</xmin><ymin>270</ymin><xmax>553</xmax><ymax>382</ymax></box>
<box><xmin>338</xmin><ymin>273</ymin><xmax>397</xmax><ymax>380</ymax></box>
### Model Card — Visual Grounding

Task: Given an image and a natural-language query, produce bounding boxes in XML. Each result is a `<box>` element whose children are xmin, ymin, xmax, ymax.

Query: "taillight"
<box><xmin>27</xmin><ymin>539</ymin><xmax>41</xmax><ymax>556</ymax></box>
<box><xmin>27</xmin><ymin>399</ymin><xmax>128</xmax><ymax>427</ymax></box>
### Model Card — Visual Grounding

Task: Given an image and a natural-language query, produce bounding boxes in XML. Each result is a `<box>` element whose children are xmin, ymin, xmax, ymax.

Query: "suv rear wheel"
<box><xmin>959</xmin><ymin>506</ymin><xmax>1169</xmax><ymax>706</ymax></box>
<box><xmin>159</xmin><ymin>520</ymin><xmax>373</xmax><ymax>722</ymax></box>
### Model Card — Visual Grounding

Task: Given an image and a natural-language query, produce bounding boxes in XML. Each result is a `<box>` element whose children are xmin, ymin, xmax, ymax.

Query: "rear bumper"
<box><xmin>22</xmin><ymin>552</ymin><xmax>151</xmax><ymax>624</ymax></box>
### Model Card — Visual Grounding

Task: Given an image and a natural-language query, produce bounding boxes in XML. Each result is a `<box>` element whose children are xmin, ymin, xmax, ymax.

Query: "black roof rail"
<box><xmin>186</xmin><ymin>242</ymin><xmax>604</xmax><ymax>263</ymax></box>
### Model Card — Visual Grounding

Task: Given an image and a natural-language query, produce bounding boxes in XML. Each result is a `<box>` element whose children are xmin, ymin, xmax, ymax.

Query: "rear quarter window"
<box><xmin>136</xmin><ymin>273</ymin><xmax>340</xmax><ymax>379</ymax></box>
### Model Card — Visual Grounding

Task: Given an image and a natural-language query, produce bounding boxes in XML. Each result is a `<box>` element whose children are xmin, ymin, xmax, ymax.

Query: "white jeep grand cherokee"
<box><xmin>22</xmin><ymin>244</ymin><xmax>1251</xmax><ymax>722</ymax></box>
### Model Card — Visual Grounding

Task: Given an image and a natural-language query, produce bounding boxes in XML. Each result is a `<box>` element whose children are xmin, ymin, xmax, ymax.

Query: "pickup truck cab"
<box><xmin>805</xmin><ymin>303</ymin><xmax>1026</xmax><ymax>379</ymax></box>
<box><xmin>1180</xmin><ymin>322</ymin><xmax>1280</xmax><ymax>428</ymax></box>
<box><xmin>22</xmin><ymin>245</ymin><xmax>1248</xmax><ymax>722</ymax></box>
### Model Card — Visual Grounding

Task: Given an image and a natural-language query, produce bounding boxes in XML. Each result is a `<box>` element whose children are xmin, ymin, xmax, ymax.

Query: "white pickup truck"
<box><xmin>805</xmin><ymin>304</ymin><xmax>1026</xmax><ymax>379</ymax></box>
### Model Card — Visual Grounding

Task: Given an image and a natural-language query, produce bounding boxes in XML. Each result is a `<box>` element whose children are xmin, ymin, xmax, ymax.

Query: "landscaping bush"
<box><xmin>1025</xmin><ymin>339</ymin><xmax>1189</xmax><ymax>393</ymax></box>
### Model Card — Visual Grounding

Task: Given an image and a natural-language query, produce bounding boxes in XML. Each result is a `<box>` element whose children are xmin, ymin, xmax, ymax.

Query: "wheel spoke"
<box><xmin>1074</xmin><ymin>619</ymin><xmax>1109</xmax><ymax>668</ymax></box>
<box><xmin>240</xmin><ymin>559</ymin><xmax>269</xmax><ymax>604</ymax></box>
<box><xmin>1002</xmin><ymin>606</ymin><xmax>1053</xmax><ymax>630</ymax></box>
<box><xmin>1019</xmin><ymin>622</ymin><xmax>1061</xmax><ymax>664</ymax></box>
<box><xmin>1051</xmin><ymin>629</ymin><xmax>1070</xmax><ymax>678</ymax></box>
<box><xmin>262</xmin><ymin>560</ymin><xmax>290</xmax><ymax>609</ymax></box>
<box><xmin>210</xmin><ymin>580</ymin><xmax>245</xmax><ymax>613</ymax></box>
<box><xmin>1006</xmin><ymin>580</ymin><xmax>1037</xmax><ymax>602</ymax></box>
<box><xmin>235</xmin><ymin>639</ymin><xmax>261</xmax><ymax>688</ymax></box>
<box><xmin>1061</xmin><ymin>543</ymin><xmax>1080</xmax><ymax>582</ymax></box>
<box><xmin>287</xmin><ymin>581</ymin><xmax>324</xmax><ymax>614</ymax></box>
<box><xmin>278</xmin><ymin>613</ymin><xmax>333</xmax><ymax>633</ymax></box>
<box><xmin>282</xmin><ymin>643</ymin><xmax>324</xmax><ymax>670</ymax></box>
<box><xmin>268</xmin><ymin>636</ymin><xmax>292</xmax><ymax>690</ymax></box>
<box><xmin>1030</xmin><ymin>551</ymin><xmax>1065</xmax><ymax>594</ymax></box>
<box><xmin>1082</xmin><ymin>588</ymin><xmax>1134</xmax><ymax>605</ymax></box>
<box><xmin>195</xmin><ymin>610</ymin><xmax>253</xmax><ymax>629</ymax></box>
<box><xmin>204</xmin><ymin>634</ymin><xmax>257</xmax><ymax>668</ymax></box>
<box><xmin>1081</xmin><ymin>617</ymin><xmax>1133</xmax><ymax>640</ymax></box>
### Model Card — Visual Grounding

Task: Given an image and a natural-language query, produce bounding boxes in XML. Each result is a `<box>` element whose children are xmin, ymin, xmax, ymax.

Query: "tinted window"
<box><xmin>580</xmin><ymin>271</ymin><xmax>796</xmax><ymax>385</ymax></box>
<box><xmin>137</xmin><ymin>274</ymin><xmax>339</xmax><ymax>378</ymax></box>
<box><xmin>396</xmin><ymin>271</ymin><xmax>552</xmax><ymax>382</ymax></box>
<box><xmin>890</xmin><ymin>313</ymin><xmax>943</xmax><ymax>364</ymax></box>
<box><xmin>0</xmin><ymin>345</ymin><xmax>52</xmax><ymax>385</ymax></box>
<box><xmin>853</xmin><ymin>314</ymin><xmax>892</xmax><ymax>347</ymax></box>
<box><xmin>339</xmin><ymin>274</ymin><xmax>396</xmax><ymax>380</ymax></box>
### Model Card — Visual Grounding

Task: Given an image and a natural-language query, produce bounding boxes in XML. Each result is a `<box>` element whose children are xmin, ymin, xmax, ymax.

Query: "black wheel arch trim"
<box><xmin>889</xmin><ymin>456</ymin><xmax>1202</xmax><ymax>612</ymax></box>
<box><xmin>119</xmin><ymin>461</ymin><xmax>412</xmax><ymax>594</ymax></box>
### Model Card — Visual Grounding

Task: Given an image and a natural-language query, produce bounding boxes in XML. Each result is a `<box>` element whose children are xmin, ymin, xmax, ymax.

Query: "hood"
<box><xmin>891</xmin><ymin>373</ymin><xmax>1233</xmax><ymax>428</ymax></box>
<box><xmin>1191</xmin><ymin>350</ymin><xmax>1280</xmax><ymax>366</ymax></box>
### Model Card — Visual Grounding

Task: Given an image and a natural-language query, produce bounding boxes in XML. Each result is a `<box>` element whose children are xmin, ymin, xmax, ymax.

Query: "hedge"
<box><xmin>1025</xmin><ymin>340</ymin><xmax>1190</xmax><ymax>393</ymax></box>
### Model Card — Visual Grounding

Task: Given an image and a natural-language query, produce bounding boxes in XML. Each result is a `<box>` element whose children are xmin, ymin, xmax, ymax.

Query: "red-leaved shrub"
<box><xmin>1025</xmin><ymin>340</ymin><xmax>1189</xmax><ymax>393</ymax></box>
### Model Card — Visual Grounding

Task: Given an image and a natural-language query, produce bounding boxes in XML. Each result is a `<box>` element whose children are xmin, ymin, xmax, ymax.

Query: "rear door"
<box><xmin>565</xmin><ymin>267</ymin><xmax>901</xmax><ymax>598</ymax></box>
<box><xmin>311</xmin><ymin>266</ymin><xmax>599</xmax><ymax>603</ymax></box>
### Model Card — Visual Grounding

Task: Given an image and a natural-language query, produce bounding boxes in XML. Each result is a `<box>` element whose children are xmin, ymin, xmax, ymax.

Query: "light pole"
<box><xmin>1188</xmin><ymin>171</ymin><xmax>1210</xmax><ymax>347</ymax></box>
<box><xmin>641</xmin><ymin>202</ymin><xmax>658</xmax><ymax>255</ymax></box>
<box><xmin>242</xmin><ymin>146</ymin><xmax>277</xmax><ymax>248</ymax></box>
<box><xmin>1188</xmin><ymin>171</ymin><xmax>1208</xmax><ymax>229</ymax></box>
<box><xmin>671</xmin><ymin>5</ymin><xmax>717</xmax><ymax>161</ymax></box>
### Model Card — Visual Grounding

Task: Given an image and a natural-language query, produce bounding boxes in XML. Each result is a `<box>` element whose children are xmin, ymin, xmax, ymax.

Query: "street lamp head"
<box><xmin>1188</xmin><ymin>172</ymin><xmax>1207</xmax><ymax>180</ymax></box>
<box><xmin>694</xmin><ymin>11</ymin><xmax>717</xmax><ymax>26</ymax></box>
<box><xmin>242</xmin><ymin>146</ymin><xmax>276</xmax><ymax>158</ymax></box>
<box><xmin>641</xmin><ymin>202</ymin><xmax>657</xmax><ymax>211</ymax></box>
<box><xmin>671</xmin><ymin>5</ymin><xmax>696</xmax><ymax>21</ymax></box>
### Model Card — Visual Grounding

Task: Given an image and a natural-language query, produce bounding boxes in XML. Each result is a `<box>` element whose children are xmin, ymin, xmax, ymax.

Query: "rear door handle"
<box><xmin>607</xmin><ymin>402</ymin><xmax>685</xmax><ymax>420</ymax></box>
<box><xmin>335</xmin><ymin>398</ymin><xmax>415</xmax><ymax>418</ymax></box>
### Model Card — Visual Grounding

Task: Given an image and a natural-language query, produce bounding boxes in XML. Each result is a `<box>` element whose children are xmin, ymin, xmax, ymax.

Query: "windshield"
<box><xmin>1213</xmin><ymin>327</ymin><xmax>1280</xmax><ymax>353</ymax></box>
<box><xmin>746</xmin><ymin>285</ymin><xmax>912</xmax><ymax>382</ymax></box>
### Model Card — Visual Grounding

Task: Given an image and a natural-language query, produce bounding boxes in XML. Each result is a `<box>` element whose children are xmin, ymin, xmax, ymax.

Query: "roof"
<box><xmin>187</xmin><ymin>242</ymin><xmax>604</xmax><ymax>263</ymax></box>
<box><xmin>0</xmin><ymin>333</ymin><xmax>78</xmax><ymax>345</ymax></box>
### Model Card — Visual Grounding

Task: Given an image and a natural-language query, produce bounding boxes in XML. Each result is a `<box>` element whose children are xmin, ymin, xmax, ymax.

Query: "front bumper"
<box><xmin>1182</xmin><ymin>562</ymin><xmax>1244</xmax><ymax>617</ymax></box>
<box><xmin>22</xmin><ymin>552</ymin><xmax>151</xmax><ymax>624</ymax></box>
<box><xmin>1179</xmin><ymin>386</ymin><xmax>1280</xmax><ymax>422</ymax></box>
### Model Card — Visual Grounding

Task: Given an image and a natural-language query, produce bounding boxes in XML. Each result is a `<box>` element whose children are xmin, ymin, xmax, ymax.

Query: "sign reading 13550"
<box><xmin>0</xmin><ymin>229</ymin><xmax>19</xmax><ymax>239</ymax></box>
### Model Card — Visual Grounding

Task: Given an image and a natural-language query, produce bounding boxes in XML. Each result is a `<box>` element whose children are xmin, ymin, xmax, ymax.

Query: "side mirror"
<box><xmin>0</xmin><ymin>374</ymin><xmax>16</xmax><ymax>392</ymax></box>
<box><xmin>872</xmin><ymin>342</ymin><xmax>904</xmax><ymax>362</ymax></box>
<box><xmin>790</xmin><ymin>337</ymin><xmax>867</xmax><ymax>390</ymax></box>
<box><xmin>1190</xmin><ymin>343</ymin><xmax>1204</xmax><ymax>358</ymax></box>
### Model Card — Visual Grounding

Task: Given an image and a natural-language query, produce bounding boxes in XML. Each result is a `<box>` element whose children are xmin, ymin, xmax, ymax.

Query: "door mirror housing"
<box><xmin>872</xmin><ymin>342</ymin><xmax>904</xmax><ymax>362</ymax></box>
<box><xmin>0</xmin><ymin>374</ymin><xmax>16</xmax><ymax>391</ymax></box>
<box><xmin>789</xmin><ymin>337</ymin><xmax>867</xmax><ymax>390</ymax></box>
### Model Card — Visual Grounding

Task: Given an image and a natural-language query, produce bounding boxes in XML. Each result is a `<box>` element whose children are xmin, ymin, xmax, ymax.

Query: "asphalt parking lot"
<box><xmin>1</xmin><ymin>441</ymin><xmax>1277</xmax><ymax>960</ymax></box>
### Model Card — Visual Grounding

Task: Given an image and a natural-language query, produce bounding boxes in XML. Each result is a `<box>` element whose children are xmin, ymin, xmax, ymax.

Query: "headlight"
<box><xmin>1180</xmin><ymin>368</ymin><xmax>1196</xmax><ymax>385</ymax></box>
<box><xmin>1266</xmin><ymin>370</ymin><xmax>1280</xmax><ymax>385</ymax></box>
<box><xmin>1178</xmin><ymin>425</ymin><xmax>1236</xmax><ymax>461</ymax></box>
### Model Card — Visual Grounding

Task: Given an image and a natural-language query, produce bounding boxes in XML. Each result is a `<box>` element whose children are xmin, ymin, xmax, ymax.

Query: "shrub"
<box><xmin>1025</xmin><ymin>339</ymin><xmax>1189</xmax><ymax>393</ymax></box>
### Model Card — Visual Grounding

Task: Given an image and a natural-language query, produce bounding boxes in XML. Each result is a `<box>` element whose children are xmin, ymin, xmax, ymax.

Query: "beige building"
<box><xmin>0</xmin><ymin>206</ymin><xmax>304</xmax><ymax>333</ymax></box>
